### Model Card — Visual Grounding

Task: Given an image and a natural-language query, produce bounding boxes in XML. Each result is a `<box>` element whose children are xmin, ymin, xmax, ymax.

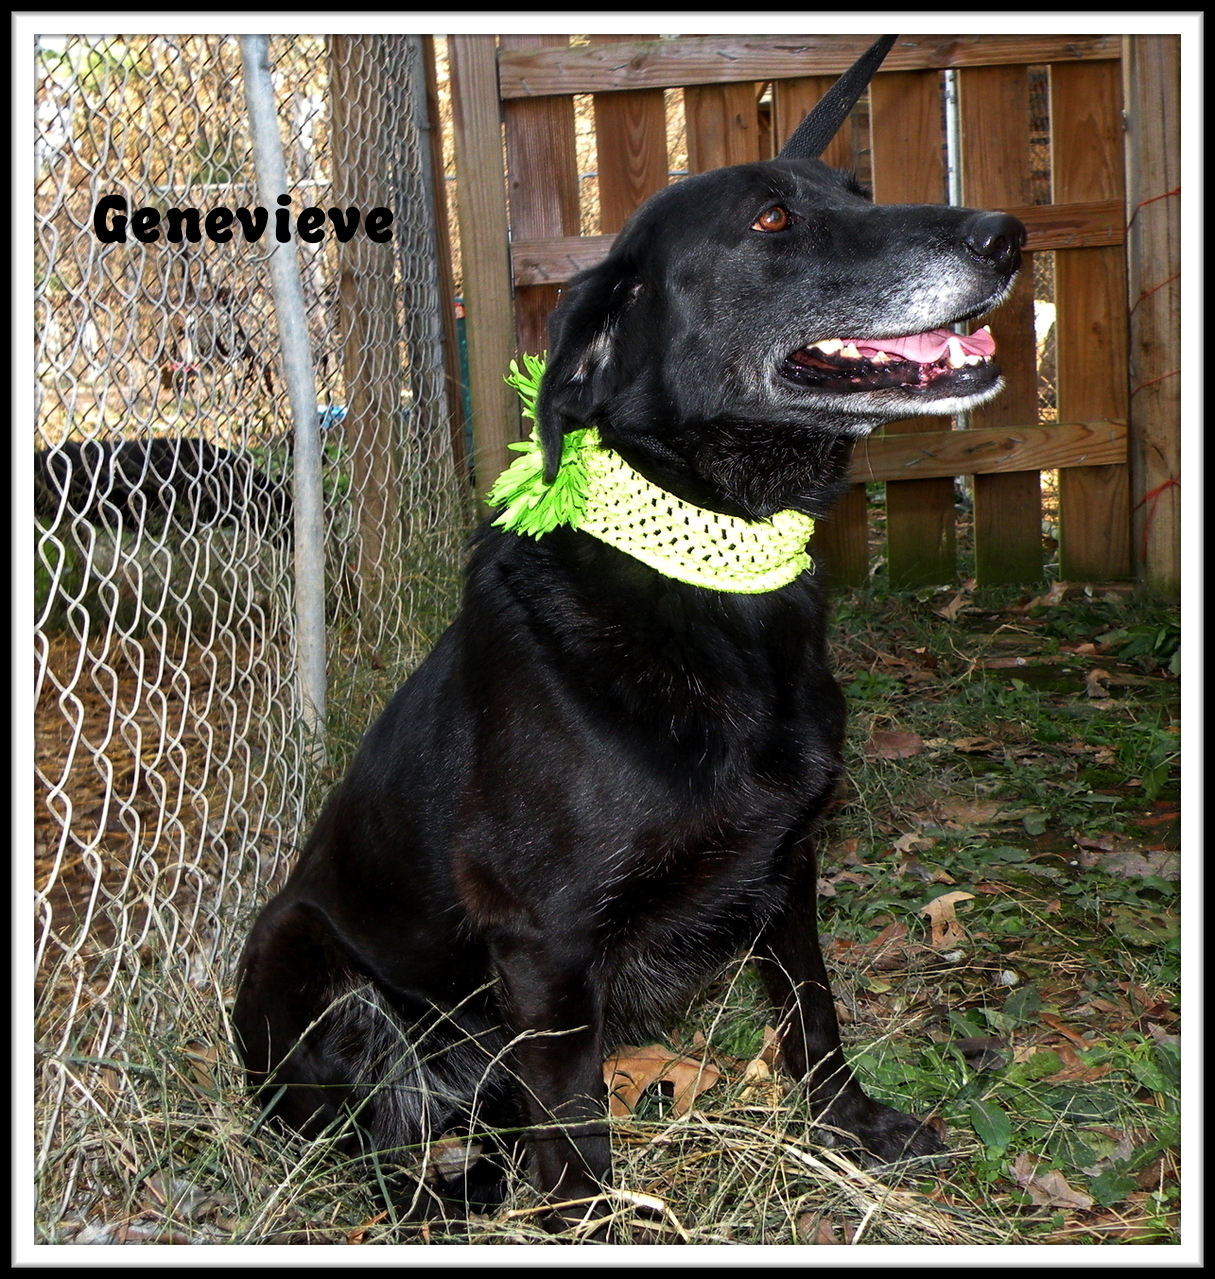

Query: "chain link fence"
<box><xmin>33</xmin><ymin>33</ymin><xmax>470</xmax><ymax>1232</ymax></box>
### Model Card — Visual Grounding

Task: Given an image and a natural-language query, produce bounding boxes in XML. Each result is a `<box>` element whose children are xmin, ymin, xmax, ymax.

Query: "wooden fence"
<box><xmin>446</xmin><ymin>33</ymin><xmax>1180</xmax><ymax>589</ymax></box>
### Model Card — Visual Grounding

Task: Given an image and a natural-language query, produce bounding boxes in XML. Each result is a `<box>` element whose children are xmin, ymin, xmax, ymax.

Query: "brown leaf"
<box><xmin>1039</xmin><ymin>1014</ymin><xmax>1093</xmax><ymax>1048</ymax></box>
<box><xmin>1024</xmin><ymin>581</ymin><xmax>1071</xmax><ymax>609</ymax></box>
<box><xmin>935</xmin><ymin>583</ymin><xmax>975</xmax><ymax>620</ymax></box>
<box><xmin>949</xmin><ymin>736</ymin><xmax>1002</xmax><ymax>753</ymax></box>
<box><xmin>1084</xmin><ymin>667</ymin><xmax>1114</xmax><ymax>697</ymax></box>
<box><xmin>737</xmin><ymin>1055</ymin><xmax>783</xmax><ymax>1106</ymax></box>
<box><xmin>603</xmin><ymin>1045</ymin><xmax>720</xmax><ymax>1117</ymax></box>
<box><xmin>1021</xmin><ymin>1166</ymin><xmax>1095</xmax><ymax>1210</ymax></box>
<box><xmin>347</xmin><ymin>1210</ymin><xmax>390</xmax><ymax>1245</ymax></box>
<box><xmin>892</xmin><ymin>833</ymin><xmax>938</xmax><ymax>854</ymax></box>
<box><xmin>864</xmin><ymin>729</ymin><xmax>925</xmax><ymax>760</ymax></box>
<box><xmin>797</xmin><ymin>1213</ymin><xmax>847</xmax><ymax>1244</ymax></box>
<box><xmin>1043</xmin><ymin>1061</ymin><xmax>1112</xmax><ymax>1084</ymax></box>
<box><xmin>919</xmin><ymin>891</ymin><xmax>974</xmax><ymax>949</ymax></box>
<box><xmin>935</xmin><ymin>798</ymin><xmax>1004</xmax><ymax>827</ymax></box>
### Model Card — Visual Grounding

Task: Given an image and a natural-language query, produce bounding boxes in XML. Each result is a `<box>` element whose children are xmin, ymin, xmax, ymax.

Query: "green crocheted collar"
<box><xmin>486</xmin><ymin>355</ymin><xmax>815</xmax><ymax>594</ymax></box>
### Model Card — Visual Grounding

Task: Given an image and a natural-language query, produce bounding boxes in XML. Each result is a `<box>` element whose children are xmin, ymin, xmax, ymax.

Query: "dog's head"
<box><xmin>535</xmin><ymin>37</ymin><xmax>1026</xmax><ymax>516</ymax></box>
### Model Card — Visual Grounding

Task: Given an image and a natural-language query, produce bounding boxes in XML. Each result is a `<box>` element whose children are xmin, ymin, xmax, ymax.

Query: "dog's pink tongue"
<box><xmin>851</xmin><ymin>327</ymin><xmax>996</xmax><ymax>362</ymax></box>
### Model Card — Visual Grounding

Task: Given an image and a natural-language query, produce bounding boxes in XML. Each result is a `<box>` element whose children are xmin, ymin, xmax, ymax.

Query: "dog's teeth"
<box><xmin>840</xmin><ymin>343</ymin><xmax>862</xmax><ymax>360</ymax></box>
<box><xmin>945</xmin><ymin>337</ymin><xmax>967</xmax><ymax>369</ymax></box>
<box><xmin>814</xmin><ymin>338</ymin><xmax>843</xmax><ymax>354</ymax></box>
<box><xmin>870</xmin><ymin>351</ymin><xmax>892</xmax><ymax>364</ymax></box>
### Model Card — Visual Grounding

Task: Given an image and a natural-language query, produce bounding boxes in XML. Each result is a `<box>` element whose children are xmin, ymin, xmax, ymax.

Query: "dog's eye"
<box><xmin>751</xmin><ymin>205</ymin><xmax>794</xmax><ymax>233</ymax></box>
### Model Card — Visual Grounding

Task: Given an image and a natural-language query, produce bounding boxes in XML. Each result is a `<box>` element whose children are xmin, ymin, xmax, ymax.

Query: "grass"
<box><xmin>34</xmin><ymin>583</ymin><xmax>1181</xmax><ymax>1248</ymax></box>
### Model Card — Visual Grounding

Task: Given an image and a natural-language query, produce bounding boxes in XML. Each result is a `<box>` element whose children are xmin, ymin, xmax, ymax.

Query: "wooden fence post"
<box><xmin>500</xmin><ymin>35</ymin><xmax>582</xmax><ymax>358</ymax></box>
<box><xmin>871</xmin><ymin>68</ymin><xmax>959</xmax><ymax>589</ymax></box>
<box><xmin>958</xmin><ymin>63</ymin><xmax>1043</xmax><ymax>586</ymax></box>
<box><xmin>775</xmin><ymin>75</ymin><xmax>870</xmax><ymax>588</ymax></box>
<box><xmin>588</xmin><ymin>35</ymin><xmax>669</xmax><ymax>234</ymax></box>
<box><xmin>1122</xmin><ymin>35</ymin><xmax>1181</xmax><ymax>595</ymax></box>
<box><xmin>330</xmin><ymin>35</ymin><xmax>405</xmax><ymax>612</ymax></box>
<box><xmin>685</xmin><ymin>81</ymin><xmax>762</xmax><ymax>172</ymax></box>
<box><xmin>448</xmin><ymin>34</ymin><xmax>519</xmax><ymax>500</ymax></box>
<box><xmin>1052</xmin><ymin>58</ymin><xmax>1133</xmax><ymax>582</ymax></box>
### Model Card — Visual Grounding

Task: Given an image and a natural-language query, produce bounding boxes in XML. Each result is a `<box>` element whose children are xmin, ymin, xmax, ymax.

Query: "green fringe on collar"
<box><xmin>487</xmin><ymin>356</ymin><xmax>815</xmax><ymax>594</ymax></box>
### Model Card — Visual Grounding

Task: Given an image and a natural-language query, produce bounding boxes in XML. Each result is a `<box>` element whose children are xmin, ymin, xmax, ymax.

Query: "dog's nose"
<box><xmin>963</xmin><ymin>212</ymin><xmax>1026</xmax><ymax>274</ymax></box>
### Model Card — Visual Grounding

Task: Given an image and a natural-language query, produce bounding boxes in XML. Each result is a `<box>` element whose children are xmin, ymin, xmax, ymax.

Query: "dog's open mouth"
<box><xmin>783</xmin><ymin>326</ymin><xmax>998</xmax><ymax>396</ymax></box>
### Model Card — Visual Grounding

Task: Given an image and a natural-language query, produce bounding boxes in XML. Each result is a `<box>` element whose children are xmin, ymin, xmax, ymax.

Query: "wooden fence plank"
<box><xmin>775</xmin><ymin>76</ymin><xmax>869</xmax><ymax>585</ymax></box>
<box><xmin>588</xmin><ymin>35</ymin><xmax>670</xmax><ymax>233</ymax></box>
<box><xmin>501</xmin><ymin>35</ymin><xmax>581</xmax><ymax>358</ymax></box>
<box><xmin>421</xmin><ymin>37</ymin><xmax>469</xmax><ymax>480</ymax></box>
<box><xmin>850</xmin><ymin>419</ymin><xmax>1126</xmax><ymax>482</ymax></box>
<box><xmin>330</xmin><ymin>35</ymin><xmax>403</xmax><ymax>609</ymax></box>
<box><xmin>507</xmin><ymin>199</ymin><xmax>1127</xmax><ymax>287</ymax></box>
<box><xmin>871</xmin><ymin>69</ymin><xmax>956</xmax><ymax>588</ymax></box>
<box><xmin>685</xmin><ymin>81</ymin><xmax>763</xmax><ymax>172</ymax></box>
<box><xmin>1122</xmin><ymin>35</ymin><xmax>1180</xmax><ymax>593</ymax></box>
<box><xmin>498</xmin><ymin>34</ymin><xmax>1120</xmax><ymax>99</ymax></box>
<box><xmin>959</xmin><ymin>62</ymin><xmax>1043</xmax><ymax>585</ymax></box>
<box><xmin>448</xmin><ymin>34</ymin><xmax>518</xmax><ymax>499</ymax></box>
<box><xmin>771</xmin><ymin>76</ymin><xmax>855</xmax><ymax>167</ymax></box>
<box><xmin>1052</xmin><ymin>57</ymin><xmax>1132</xmax><ymax>581</ymax></box>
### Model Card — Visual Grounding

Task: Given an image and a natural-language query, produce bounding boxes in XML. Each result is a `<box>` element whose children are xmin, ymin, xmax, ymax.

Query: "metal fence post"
<box><xmin>239</xmin><ymin>35</ymin><xmax>328</xmax><ymax>760</ymax></box>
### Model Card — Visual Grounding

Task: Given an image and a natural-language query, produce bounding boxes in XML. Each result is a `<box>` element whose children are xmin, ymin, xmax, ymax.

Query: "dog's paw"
<box><xmin>814</xmin><ymin>1098</ymin><xmax>949</xmax><ymax>1173</ymax></box>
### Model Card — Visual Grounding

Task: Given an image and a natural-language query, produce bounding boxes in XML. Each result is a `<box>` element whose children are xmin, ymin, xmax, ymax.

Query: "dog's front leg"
<box><xmin>492</xmin><ymin>937</ymin><xmax>612</xmax><ymax>1232</ymax></box>
<box><xmin>755</xmin><ymin>843</ymin><xmax>946</xmax><ymax>1165</ymax></box>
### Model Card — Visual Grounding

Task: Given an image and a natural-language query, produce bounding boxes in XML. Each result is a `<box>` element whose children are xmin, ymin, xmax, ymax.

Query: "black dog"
<box><xmin>235</xmin><ymin>37</ymin><xmax>1024</xmax><ymax>1230</ymax></box>
<box><xmin>34</xmin><ymin>437</ymin><xmax>291</xmax><ymax>539</ymax></box>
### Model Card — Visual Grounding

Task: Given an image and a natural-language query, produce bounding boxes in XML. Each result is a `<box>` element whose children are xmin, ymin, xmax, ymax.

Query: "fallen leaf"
<box><xmin>830</xmin><ymin>870</ymin><xmax>874</xmax><ymax>887</ymax></box>
<box><xmin>935</xmin><ymin>799</ymin><xmax>1004</xmax><ymax>826</ymax></box>
<box><xmin>1084</xmin><ymin>668</ymin><xmax>1114</xmax><ymax>698</ymax></box>
<box><xmin>892</xmin><ymin>832</ymin><xmax>938</xmax><ymax>854</ymax></box>
<box><xmin>920</xmin><ymin>891</ymin><xmax>974</xmax><ymax>949</ymax></box>
<box><xmin>1024</xmin><ymin>581</ymin><xmax>1071</xmax><ymax>609</ymax></box>
<box><xmin>1010</xmin><ymin>1158</ymin><xmax>1095</xmax><ymax>1210</ymax></box>
<box><xmin>347</xmin><ymin>1210</ymin><xmax>390</xmax><ymax>1245</ymax></box>
<box><xmin>1073</xmin><ymin>831</ymin><xmax>1121</xmax><ymax>852</ymax></box>
<box><xmin>736</xmin><ymin>1055</ymin><xmax>783</xmax><ymax>1106</ymax></box>
<box><xmin>141</xmin><ymin>1174</ymin><xmax>231</xmax><ymax>1223</ymax></box>
<box><xmin>935</xmin><ymin>581</ymin><xmax>976</xmax><ymax>620</ymax></box>
<box><xmin>1043</xmin><ymin>1062</ymin><xmax>1112</xmax><ymax>1085</ymax></box>
<box><xmin>948</xmin><ymin>736</ymin><xmax>1002</xmax><ymax>753</ymax></box>
<box><xmin>864</xmin><ymin>729</ymin><xmax>925</xmax><ymax>760</ymax></box>
<box><xmin>1039</xmin><ymin>1014</ymin><xmax>1092</xmax><ymax>1047</ymax></box>
<box><xmin>603</xmin><ymin>1045</ymin><xmax>720</xmax><ymax>1117</ymax></box>
<box><xmin>797</xmin><ymin>1213</ymin><xmax>848</xmax><ymax>1244</ymax></box>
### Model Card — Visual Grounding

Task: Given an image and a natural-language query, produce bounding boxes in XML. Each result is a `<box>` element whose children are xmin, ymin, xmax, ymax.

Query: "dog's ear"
<box><xmin>779</xmin><ymin>34</ymin><xmax>897</xmax><ymax>160</ymax></box>
<box><xmin>536</xmin><ymin>255</ymin><xmax>638</xmax><ymax>481</ymax></box>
